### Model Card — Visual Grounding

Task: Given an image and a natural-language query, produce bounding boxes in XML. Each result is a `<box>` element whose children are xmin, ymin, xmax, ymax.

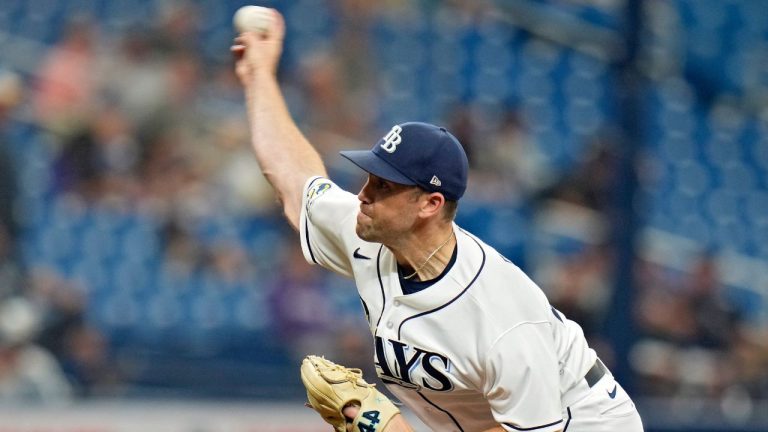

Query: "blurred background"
<box><xmin>0</xmin><ymin>0</ymin><xmax>766</xmax><ymax>430</ymax></box>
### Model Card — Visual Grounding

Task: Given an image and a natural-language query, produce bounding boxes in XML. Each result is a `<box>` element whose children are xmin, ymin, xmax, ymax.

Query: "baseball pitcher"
<box><xmin>232</xmin><ymin>8</ymin><xmax>644</xmax><ymax>432</ymax></box>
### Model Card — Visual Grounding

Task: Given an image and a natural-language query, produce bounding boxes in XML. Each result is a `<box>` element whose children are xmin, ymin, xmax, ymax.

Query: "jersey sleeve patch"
<box><xmin>299</xmin><ymin>176</ymin><xmax>360</xmax><ymax>277</ymax></box>
<box><xmin>305</xmin><ymin>179</ymin><xmax>332</xmax><ymax>211</ymax></box>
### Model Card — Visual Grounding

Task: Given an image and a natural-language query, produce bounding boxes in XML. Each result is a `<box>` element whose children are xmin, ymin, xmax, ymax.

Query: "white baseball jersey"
<box><xmin>299</xmin><ymin>176</ymin><xmax>600</xmax><ymax>432</ymax></box>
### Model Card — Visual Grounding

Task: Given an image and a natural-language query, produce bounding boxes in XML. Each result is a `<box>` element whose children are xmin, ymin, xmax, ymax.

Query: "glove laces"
<box><xmin>317</xmin><ymin>357</ymin><xmax>371</xmax><ymax>386</ymax></box>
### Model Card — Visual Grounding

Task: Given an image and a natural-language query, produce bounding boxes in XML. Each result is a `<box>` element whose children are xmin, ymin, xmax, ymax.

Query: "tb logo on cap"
<box><xmin>380</xmin><ymin>125</ymin><xmax>402</xmax><ymax>153</ymax></box>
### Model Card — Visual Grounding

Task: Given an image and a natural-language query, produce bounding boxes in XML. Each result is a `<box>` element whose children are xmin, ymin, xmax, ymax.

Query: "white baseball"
<box><xmin>233</xmin><ymin>5</ymin><xmax>273</xmax><ymax>34</ymax></box>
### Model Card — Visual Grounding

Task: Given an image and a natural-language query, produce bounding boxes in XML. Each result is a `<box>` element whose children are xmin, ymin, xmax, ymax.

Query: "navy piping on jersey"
<box><xmin>503</xmin><ymin>408</ymin><xmax>569</xmax><ymax>432</ymax></box>
<box><xmin>373</xmin><ymin>244</ymin><xmax>386</xmax><ymax>336</ymax></box>
<box><xmin>303</xmin><ymin>177</ymin><xmax>324</xmax><ymax>264</ymax></box>
<box><xmin>503</xmin><ymin>417</ymin><xmax>563</xmax><ymax>431</ymax></box>
<box><xmin>397</xmin><ymin>229</ymin><xmax>486</xmax><ymax>339</ymax></box>
<box><xmin>359</xmin><ymin>296</ymin><xmax>371</xmax><ymax>326</ymax></box>
<box><xmin>304</xmin><ymin>221</ymin><xmax>317</xmax><ymax>264</ymax></box>
<box><xmin>417</xmin><ymin>392</ymin><xmax>464</xmax><ymax>431</ymax></box>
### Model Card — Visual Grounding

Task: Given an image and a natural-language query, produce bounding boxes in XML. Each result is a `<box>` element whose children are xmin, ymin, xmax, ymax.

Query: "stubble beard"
<box><xmin>355</xmin><ymin>220</ymin><xmax>378</xmax><ymax>243</ymax></box>
<box><xmin>356</xmin><ymin>208</ymin><xmax>413</xmax><ymax>246</ymax></box>
<box><xmin>355</xmin><ymin>211</ymin><xmax>393</xmax><ymax>245</ymax></box>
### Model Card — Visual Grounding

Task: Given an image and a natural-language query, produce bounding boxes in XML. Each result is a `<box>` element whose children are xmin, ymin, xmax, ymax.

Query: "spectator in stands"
<box><xmin>730</xmin><ymin>323</ymin><xmax>768</xmax><ymax>401</ymax></box>
<box><xmin>268</xmin><ymin>243</ymin><xmax>339</xmax><ymax>363</ymax></box>
<box><xmin>0</xmin><ymin>69</ymin><xmax>24</xmax><ymax>299</ymax></box>
<box><xmin>631</xmin><ymin>252</ymin><xmax>754</xmax><ymax>400</ymax></box>
<box><xmin>152</xmin><ymin>1</ymin><xmax>201</xmax><ymax>56</ymax></box>
<box><xmin>0</xmin><ymin>296</ymin><xmax>73</xmax><ymax>403</ymax></box>
<box><xmin>289</xmin><ymin>48</ymin><xmax>376</xmax><ymax>183</ymax></box>
<box><xmin>53</xmin><ymin>105</ymin><xmax>140</xmax><ymax>202</ymax></box>
<box><xmin>99</xmin><ymin>29</ymin><xmax>170</xmax><ymax>129</ymax></box>
<box><xmin>201</xmin><ymin>239</ymin><xmax>256</xmax><ymax>292</ymax></box>
<box><xmin>28</xmin><ymin>266</ymin><xmax>119</xmax><ymax>398</ymax></box>
<box><xmin>541</xmin><ymin>243</ymin><xmax>612</xmax><ymax>341</ymax></box>
<box><xmin>33</xmin><ymin>18</ymin><xmax>99</xmax><ymax>136</ymax></box>
<box><xmin>635</xmin><ymin>253</ymin><xmax>740</xmax><ymax>350</ymax></box>
<box><xmin>536</xmin><ymin>130</ymin><xmax>621</xmax><ymax>212</ymax></box>
<box><xmin>59</xmin><ymin>323</ymin><xmax>121</xmax><ymax>397</ymax></box>
<box><xmin>685</xmin><ymin>253</ymin><xmax>740</xmax><ymax>350</ymax></box>
<box><xmin>445</xmin><ymin>104</ymin><xmax>477</xmax><ymax>168</ymax></box>
<box><xmin>471</xmin><ymin>107</ymin><xmax>555</xmax><ymax>202</ymax></box>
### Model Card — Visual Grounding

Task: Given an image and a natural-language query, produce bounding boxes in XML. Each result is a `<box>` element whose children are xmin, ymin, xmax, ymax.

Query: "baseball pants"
<box><xmin>561</xmin><ymin>373</ymin><xmax>644</xmax><ymax>432</ymax></box>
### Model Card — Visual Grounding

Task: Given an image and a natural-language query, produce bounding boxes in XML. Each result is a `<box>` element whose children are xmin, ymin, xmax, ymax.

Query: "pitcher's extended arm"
<box><xmin>232</xmin><ymin>10</ymin><xmax>327</xmax><ymax>230</ymax></box>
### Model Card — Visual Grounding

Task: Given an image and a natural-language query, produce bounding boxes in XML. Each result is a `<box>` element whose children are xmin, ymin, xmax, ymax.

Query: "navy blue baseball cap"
<box><xmin>340</xmin><ymin>122</ymin><xmax>469</xmax><ymax>201</ymax></box>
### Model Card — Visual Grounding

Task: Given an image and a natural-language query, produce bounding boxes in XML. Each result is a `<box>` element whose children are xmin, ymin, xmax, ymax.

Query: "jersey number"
<box><xmin>357</xmin><ymin>410</ymin><xmax>381</xmax><ymax>432</ymax></box>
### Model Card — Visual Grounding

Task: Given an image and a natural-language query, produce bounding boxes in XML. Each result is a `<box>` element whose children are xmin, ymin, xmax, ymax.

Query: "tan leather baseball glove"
<box><xmin>301</xmin><ymin>355</ymin><xmax>400</xmax><ymax>432</ymax></box>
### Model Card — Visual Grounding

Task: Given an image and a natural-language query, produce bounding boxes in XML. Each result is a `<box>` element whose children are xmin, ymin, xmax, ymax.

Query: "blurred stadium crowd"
<box><xmin>0</xmin><ymin>0</ymin><xmax>767</xmax><ymax>428</ymax></box>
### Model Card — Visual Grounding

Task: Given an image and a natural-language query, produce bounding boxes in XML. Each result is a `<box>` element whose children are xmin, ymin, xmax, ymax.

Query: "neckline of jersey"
<box><xmin>397</xmin><ymin>243</ymin><xmax>458</xmax><ymax>295</ymax></box>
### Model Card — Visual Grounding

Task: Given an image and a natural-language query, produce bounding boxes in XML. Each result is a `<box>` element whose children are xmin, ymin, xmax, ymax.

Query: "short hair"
<box><xmin>442</xmin><ymin>200</ymin><xmax>458</xmax><ymax>221</ymax></box>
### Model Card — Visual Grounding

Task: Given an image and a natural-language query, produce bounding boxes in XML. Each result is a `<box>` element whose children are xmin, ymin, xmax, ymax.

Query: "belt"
<box><xmin>584</xmin><ymin>358</ymin><xmax>608</xmax><ymax>388</ymax></box>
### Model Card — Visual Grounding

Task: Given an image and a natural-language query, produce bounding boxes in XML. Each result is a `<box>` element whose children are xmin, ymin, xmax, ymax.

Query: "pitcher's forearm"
<box><xmin>244</xmin><ymin>69</ymin><xmax>327</xmax><ymax>229</ymax></box>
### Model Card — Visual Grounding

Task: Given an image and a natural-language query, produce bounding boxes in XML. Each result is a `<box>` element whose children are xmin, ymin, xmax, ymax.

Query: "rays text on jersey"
<box><xmin>374</xmin><ymin>336</ymin><xmax>454</xmax><ymax>392</ymax></box>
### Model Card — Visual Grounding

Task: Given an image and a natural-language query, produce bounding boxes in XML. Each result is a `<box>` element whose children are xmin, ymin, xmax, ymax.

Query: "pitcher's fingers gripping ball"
<box><xmin>301</xmin><ymin>355</ymin><xmax>400</xmax><ymax>432</ymax></box>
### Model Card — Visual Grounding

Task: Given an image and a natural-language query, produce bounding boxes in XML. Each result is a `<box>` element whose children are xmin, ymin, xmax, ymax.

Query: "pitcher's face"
<box><xmin>355</xmin><ymin>174</ymin><xmax>422</xmax><ymax>244</ymax></box>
